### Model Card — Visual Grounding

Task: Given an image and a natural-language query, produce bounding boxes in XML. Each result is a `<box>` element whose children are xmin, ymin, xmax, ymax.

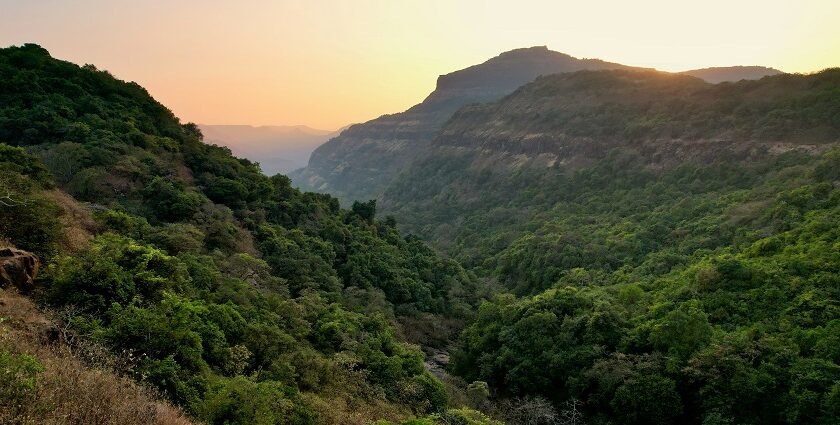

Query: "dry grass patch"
<box><xmin>0</xmin><ymin>288</ymin><xmax>196</xmax><ymax>425</ymax></box>
<box><xmin>43</xmin><ymin>190</ymin><xmax>98</xmax><ymax>253</ymax></box>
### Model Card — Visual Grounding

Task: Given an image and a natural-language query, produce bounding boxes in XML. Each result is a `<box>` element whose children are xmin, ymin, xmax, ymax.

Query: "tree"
<box><xmin>559</xmin><ymin>398</ymin><xmax>585</xmax><ymax>425</ymax></box>
<box><xmin>351</xmin><ymin>199</ymin><xmax>377</xmax><ymax>223</ymax></box>
<box><xmin>142</xmin><ymin>177</ymin><xmax>203</xmax><ymax>222</ymax></box>
<box><xmin>610</xmin><ymin>374</ymin><xmax>682</xmax><ymax>425</ymax></box>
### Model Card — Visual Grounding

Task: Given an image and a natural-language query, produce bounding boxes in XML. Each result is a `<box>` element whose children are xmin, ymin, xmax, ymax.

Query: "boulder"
<box><xmin>0</xmin><ymin>247</ymin><xmax>40</xmax><ymax>292</ymax></box>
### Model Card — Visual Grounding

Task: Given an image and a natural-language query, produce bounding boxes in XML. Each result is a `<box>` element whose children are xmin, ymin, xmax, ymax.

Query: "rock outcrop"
<box><xmin>0</xmin><ymin>247</ymin><xmax>40</xmax><ymax>292</ymax></box>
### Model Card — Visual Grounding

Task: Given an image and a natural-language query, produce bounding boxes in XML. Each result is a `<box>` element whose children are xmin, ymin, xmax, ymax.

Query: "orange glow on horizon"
<box><xmin>1</xmin><ymin>0</ymin><xmax>838</xmax><ymax>130</ymax></box>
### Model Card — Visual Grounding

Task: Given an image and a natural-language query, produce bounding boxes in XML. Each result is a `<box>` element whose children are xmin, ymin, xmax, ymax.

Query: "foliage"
<box><xmin>374</xmin><ymin>408</ymin><xmax>503</xmax><ymax>425</ymax></box>
<box><xmin>0</xmin><ymin>44</ymin><xmax>475</xmax><ymax>423</ymax></box>
<box><xmin>0</xmin><ymin>156</ymin><xmax>63</xmax><ymax>256</ymax></box>
<box><xmin>0</xmin><ymin>350</ymin><xmax>44</xmax><ymax>410</ymax></box>
<box><xmin>9</xmin><ymin>42</ymin><xmax>840</xmax><ymax>425</ymax></box>
<box><xmin>382</xmin><ymin>69</ymin><xmax>840</xmax><ymax>424</ymax></box>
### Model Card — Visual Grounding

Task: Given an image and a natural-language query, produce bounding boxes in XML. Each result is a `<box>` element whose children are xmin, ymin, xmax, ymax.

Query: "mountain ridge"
<box><xmin>681</xmin><ymin>65</ymin><xmax>784</xmax><ymax>83</ymax></box>
<box><xmin>290</xmin><ymin>47</ymin><xmax>647</xmax><ymax>203</ymax></box>
<box><xmin>379</xmin><ymin>67</ymin><xmax>840</xmax><ymax>263</ymax></box>
<box><xmin>292</xmin><ymin>47</ymin><xmax>785</xmax><ymax>204</ymax></box>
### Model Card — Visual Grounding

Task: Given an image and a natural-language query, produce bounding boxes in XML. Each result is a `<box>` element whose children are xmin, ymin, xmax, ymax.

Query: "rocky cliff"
<box><xmin>289</xmin><ymin>47</ymin><xmax>639</xmax><ymax>204</ymax></box>
<box><xmin>378</xmin><ymin>68</ymin><xmax>840</xmax><ymax>257</ymax></box>
<box><xmin>291</xmin><ymin>47</ymin><xmax>784</xmax><ymax>204</ymax></box>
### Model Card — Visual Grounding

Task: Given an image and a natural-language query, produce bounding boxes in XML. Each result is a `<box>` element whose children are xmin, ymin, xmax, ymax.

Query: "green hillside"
<box><xmin>379</xmin><ymin>69</ymin><xmax>840</xmax><ymax>424</ymax></box>
<box><xmin>0</xmin><ymin>44</ymin><xmax>486</xmax><ymax>424</ymax></box>
<box><xmin>3</xmin><ymin>43</ymin><xmax>839</xmax><ymax>425</ymax></box>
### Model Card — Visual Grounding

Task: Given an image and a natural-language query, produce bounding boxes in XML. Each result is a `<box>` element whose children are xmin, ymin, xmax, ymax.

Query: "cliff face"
<box><xmin>378</xmin><ymin>69</ymin><xmax>840</xmax><ymax>256</ymax></box>
<box><xmin>291</xmin><ymin>47</ymin><xmax>783</xmax><ymax>204</ymax></box>
<box><xmin>290</xmin><ymin>47</ymin><xmax>638</xmax><ymax>204</ymax></box>
<box><xmin>428</xmin><ymin>69</ymin><xmax>837</xmax><ymax>163</ymax></box>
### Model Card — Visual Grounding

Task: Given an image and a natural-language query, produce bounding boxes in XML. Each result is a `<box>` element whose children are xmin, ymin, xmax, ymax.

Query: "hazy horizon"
<box><xmin>2</xmin><ymin>0</ymin><xmax>838</xmax><ymax>129</ymax></box>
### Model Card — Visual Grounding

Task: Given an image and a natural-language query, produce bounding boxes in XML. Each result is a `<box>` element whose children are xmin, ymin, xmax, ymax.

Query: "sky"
<box><xmin>1</xmin><ymin>0</ymin><xmax>839</xmax><ymax>130</ymax></box>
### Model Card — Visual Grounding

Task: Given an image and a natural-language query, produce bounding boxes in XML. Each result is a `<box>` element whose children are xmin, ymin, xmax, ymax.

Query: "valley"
<box><xmin>198</xmin><ymin>125</ymin><xmax>339</xmax><ymax>175</ymax></box>
<box><xmin>1</xmin><ymin>39</ymin><xmax>838</xmax><ymax>425</ymax></box>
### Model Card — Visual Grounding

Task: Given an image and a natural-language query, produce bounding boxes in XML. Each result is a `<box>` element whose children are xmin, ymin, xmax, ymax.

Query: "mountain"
<box><xmin>681</xmin><ymin>65</ymin><xmax>783</xmax><ymax>83</ymax></box>
<box><xmin>291</xmin><ymin>47</ymin><xmax>784</xmax><ymax>205</ymax></box>
<box><xmin>378</xmin><ymin>68</ymin><xmax>840</xmax><ymax>423</ymax></box>
<box><xmin>198</xmin><ymin>124</ymin><xmax>338</xmax><ymax>175</ymax></box>
<box><xmin>0</xmin><ymin>44</ymin><xmax>486</xmax><ymax>424</ymax></box>
<box><xmin>290</xmin><ymin>46</ymin><xmax>643</xmax><ymax>204</ymax></box>
<box><xmin>382</xmin><ymin>68</ymin><xmax>840</xmax><ymax>264</ymax></box>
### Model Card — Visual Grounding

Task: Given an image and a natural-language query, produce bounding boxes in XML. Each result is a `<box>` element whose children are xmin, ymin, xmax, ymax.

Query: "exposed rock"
<box><xmin>290</xmin><ymin>46</ymin><xmax>642</xmax><ymax>205</ymax></box>
<box><xmin>290</xmin><ymin>46</ymin><xmax>783</xmax><ymax>205</ymax></box>
<box><xmin>378</xmin><ymin>69</ymin><xmax>839</xmax><ymax>251</ymax></box>
<box><xmin>0</xmin><ymin>247</ymin><xmax>40</xmax><ymax>292</ymax></box>
<box><xmin>423</xmin><ymin>348</ymin><xmax>451</xmax><ymax>381</ymax></box>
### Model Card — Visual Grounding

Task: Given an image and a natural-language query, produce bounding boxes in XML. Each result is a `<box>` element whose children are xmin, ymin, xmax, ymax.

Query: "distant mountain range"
<box><xmin>680</xmin><ymin>65</ymin><xmax>783</xmax><ymax>83</ymax></box>
<box><xmin>289</xmin><ymin>46</ymin><xmax>784</xmax><ymax>204</ymax></box>
<box><xmin>198</xmin><ymin>124</ymin><xmax>339</xmax><ymax>175</ymax></box>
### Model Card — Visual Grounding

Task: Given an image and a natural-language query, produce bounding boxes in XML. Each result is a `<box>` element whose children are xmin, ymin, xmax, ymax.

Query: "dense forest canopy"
<box><xmin>0</xmin><ymin>43</ymin><xmax>487</xmax><ymax>424</ymax></box>
<box><xmin>379</xmin><ymin>68</ymin><xmax>840</xmax><ymax>424</ymax></box>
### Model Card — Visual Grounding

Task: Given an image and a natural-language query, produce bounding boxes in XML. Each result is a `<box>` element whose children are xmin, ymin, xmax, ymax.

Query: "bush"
<box><xmin>0</xmin><ymin>350</ymin><xmax>44</xmax><ymax>410</ymax></box>
<box><xmin>196</xmin><ymin>377</ymin><xmax>315</xmax><ymax>425</ymax></box>
<box><xmin>0</xmin><ymin>171</ymin><xmax>63</xmax><ymax>256</ymax></box>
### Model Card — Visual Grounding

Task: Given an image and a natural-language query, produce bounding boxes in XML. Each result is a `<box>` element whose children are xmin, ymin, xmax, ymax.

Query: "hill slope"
<box><xmin>0</xmin><ymin>43</ymin><xmax>489</xmax><ymax>425</ymax></box>
<box><xmin>681</xmin><ymin>65</ymin><xmax>783</xmax><ymax>83</ymax></box>
<box><xmin>378</xmin><ymin>68</ymin><xmax>840</xmax><ymax>424</ymax></box>
<box><xmin>290</xmin><ymin>46</ymin><xmax>641</xmax><ymax>204</ymax></box>
<box><xmin>291</xmin><ymin>47</ymin><xmax>783</xmax><ymax>205</ymax></box>
<box><xmin>0</xmin><ymin>287</ymin><xmax>196</xmax><ymax>425</ymax></box>
<box><xmin>383</xmin><ymin>67</ymin><xmax>840</xmax><ymax>270</ymax></box>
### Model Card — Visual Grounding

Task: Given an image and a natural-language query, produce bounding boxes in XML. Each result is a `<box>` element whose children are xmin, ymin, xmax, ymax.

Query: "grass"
<box><xmin>0</xmin><ymin>288</ymin><xmax>196</xmax><ymax>425</ymax></box>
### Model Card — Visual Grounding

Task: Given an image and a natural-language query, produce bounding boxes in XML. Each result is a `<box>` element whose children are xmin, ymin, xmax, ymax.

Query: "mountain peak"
<box><xmin>432</xmin><ymin>47</ymin><xmax>629</xmax><ymax>93</ymax></box>
<box><xmin>495</xmin><ymin>45</ymin><xmax>552</xmax><ymax>57</ymax></box>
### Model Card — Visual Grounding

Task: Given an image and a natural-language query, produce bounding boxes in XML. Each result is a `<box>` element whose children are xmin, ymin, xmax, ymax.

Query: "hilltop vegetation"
<box><xmin>0</xmin><ymin>44</ymin><xmax>487</xmax><ymax>424</ymax></box>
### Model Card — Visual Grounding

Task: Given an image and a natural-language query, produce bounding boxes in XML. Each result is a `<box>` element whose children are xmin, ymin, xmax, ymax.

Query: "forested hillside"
<box><xmin>2</xmin><ymin>42</ymin><xmax>837</xmax><ymax>425</ymax></box>
<box><xmin>291</xmin><ymin>46</ymin><xmax>781</xmax><ymax>206</ymax></box>
<box><xmin>378</xmin><ymin>69</ymin><xmax>840</xmax><ymax>423</ymax></box>
<box><xmin>383</xmin><ymin>69</ymin><xmax>840</xmax><ymax>267</ymax></box>
<box><xmin>0</xmin><ymin>44</ymin><xmax>489</xmax><ymax>424</ymax></box>
<box><xmin>290</xmin><ymin>47</ymin><xmax>640</xmax><ymax>204</ymax></box>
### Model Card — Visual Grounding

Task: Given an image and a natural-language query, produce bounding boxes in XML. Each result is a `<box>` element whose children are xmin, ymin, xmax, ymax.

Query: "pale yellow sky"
<box><xmin>1</xmin><ymin>0</ymin><xmax>838</xmax><ymax>129</ymax></box>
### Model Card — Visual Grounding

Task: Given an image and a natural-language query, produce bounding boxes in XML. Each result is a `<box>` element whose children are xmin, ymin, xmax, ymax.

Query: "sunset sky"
<box><xmin>2</xmin><ymin>0</ymin><xmax>838</xmax><ymax>130</ymax></box>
